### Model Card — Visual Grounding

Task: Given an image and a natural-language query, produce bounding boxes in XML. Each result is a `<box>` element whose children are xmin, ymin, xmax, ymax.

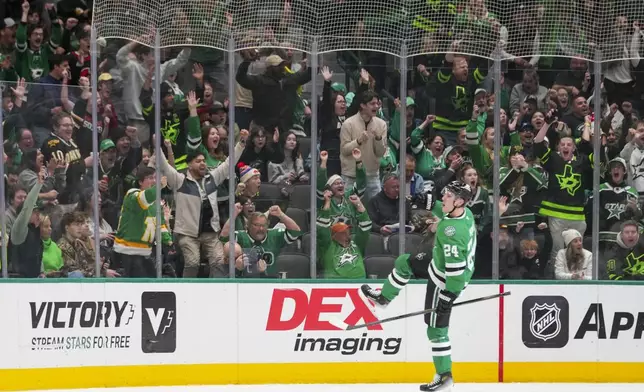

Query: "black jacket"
<box><xmin>9</xmin><ymin>224</ymin><xmax>43</xmax><ymax>278</ymax></box>
<box><xmin>367</xmin><ymin>191</ymin><xmax>411</xmax><ymax>233</ymax></box>
<box><xmin>236</xmin><ymin>60</ymin><xmax>312</xmax><ymax>133</ymax></box>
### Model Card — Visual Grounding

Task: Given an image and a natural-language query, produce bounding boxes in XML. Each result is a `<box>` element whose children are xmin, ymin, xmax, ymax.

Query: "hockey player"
<box><xmin>113</xmin><ymin>167</ymin><xmax>172</xmax><ymax>277</ymax></box>
<box><xmin>362</xmin><ymin>181</ymin><xmax>475</xmax><ymax>391</ymax></box>
<box><xmin>317</xmin><ymin>191</ymin><xmax>372</xmax><ymax>278</ymax></box>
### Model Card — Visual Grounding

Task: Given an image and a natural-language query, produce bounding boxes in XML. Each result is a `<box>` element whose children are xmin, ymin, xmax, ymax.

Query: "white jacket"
<box><xmin>620</xmin><ymin>141</ymin><xmax>644</xmax><ymax>196</ymax></box>
<box><xmin>555</xmin><ymin>249</ymin><xmax>593</xmax><ymax>280</ymax></box>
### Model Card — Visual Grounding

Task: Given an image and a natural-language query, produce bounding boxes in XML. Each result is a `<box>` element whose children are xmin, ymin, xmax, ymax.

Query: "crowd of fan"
<box><xmin>1</xmin><ymin>0</ymin><xmax>644</xmax><ymax>281</ymax></box>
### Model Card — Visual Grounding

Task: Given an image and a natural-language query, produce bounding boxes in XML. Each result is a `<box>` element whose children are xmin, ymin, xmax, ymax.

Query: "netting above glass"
<box><xmin>93</xmin><ymin>0</ymin><xmax>644</xmax><ymax>61</ymax></box>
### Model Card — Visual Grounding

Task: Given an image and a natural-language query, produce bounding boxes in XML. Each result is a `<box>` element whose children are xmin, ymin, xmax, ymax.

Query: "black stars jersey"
<box><xmin>41</xmin><ymin>134</ymin><xmax>85</xmax><ymax>204</ymax></box>
<box><xmin>586</xmin><ymin>182</ymin><xmax>640</xmax><ymax>231</ymax></box>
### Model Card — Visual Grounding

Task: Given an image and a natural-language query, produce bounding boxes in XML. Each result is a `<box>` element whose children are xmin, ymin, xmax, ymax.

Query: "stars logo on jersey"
<box><xmin>556</xmin><ymin>164</ymin><xmax>581</xmax><ymax>196</ymax></box>
<box><xmin>605</xmin><ymin>203</ymin><xmax>627</xmax><ymax>220</ymax></box>
<box><xmin>625</xmin><ymin>252</ymin><xmax>644</xmax><ymax>276</ymax></box>
<box><xmin>444</xmin><ymin>226</ymin><xmax>456</xmax><ymax>237</ymax></box>
<box><xmin>509</xmin><ymin>185</ymin><xmax>527</xmax><ymax>204</ymax></box>
<box><xmin>452</xmin><ymin>86</ymin><xmax>468</xmax><ymax>112</ymax></box>
<box><xmin>47</xmin><ymin>139</ymin><xmax>60</xmax><ymax>148</ymax></box>
<box><xmin>337</xmin><ymin>252</ymin><xmax>358</xmax><ymax>268</ymax></box>
<box><xmin>161</xmin><ymin>117</ymin><xmax>181</xmax><ymax>145</ymax></box>
<box><xmin>631</xmin><ymin>155</ymin><xmax>644</xmax><ymax>182</ymax></box>
<box><xmin>416</xmin><ymin>252</ymin><xmax>427</xmax><ymax>260</ymax></box>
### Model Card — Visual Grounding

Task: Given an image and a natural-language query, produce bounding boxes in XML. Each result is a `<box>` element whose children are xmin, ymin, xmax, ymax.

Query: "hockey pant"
<box><xmin>380</xmin><ymin>254</ymin><xmax>454</xmax><ymax>375</ymax></box>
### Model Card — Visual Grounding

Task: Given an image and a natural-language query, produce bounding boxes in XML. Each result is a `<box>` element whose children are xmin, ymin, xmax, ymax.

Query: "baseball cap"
<box><xmin>209</xmin><ymin>101</ymin><xmax>227</xmax><ymax>113</ymax></box>
<box><xmin>98</xmin><ymin>73</ymin><xmax>113</xmax><ymax>82</ymax></box>
<box><xmin>330</xmin><ymin>82</ymin><xmax>347</xmax><ymax>95</ymax></box>
<box><xmin>100</xmin><ymin>139</ymin><xmax>116</xmax><ymax>152</ymax></box>
<box><xmin>2</xmin><ymin>18</ymin><xmax>16</xmax><ymax>29</ymax></box>
<box><xmin>406</xmin><ymin>97</ymin><xmax>416</xmax><ymax>107</ymax></box>
<box><xmin>609</xmin><ymin>157</ymin><xmax>627</xmax><ymax>170</ymax></box>
<box><xmin>519</xmin><ymin>120</ymin><xmax>535</xmax><ymax>132</ymax></box>
<box><xmin>331</xmin><ymin>222</ymin><xmax>350</xmax><ymax>234</ymax></box>
<box><xmin>475</xmin><ymin>88</ymin><xmax>487</xmax><ymax>96</ymax></box>
<box><xmin>265</xmin><ymin>54</ymin><xmax>285</xmax><ymax>67</ymax></box>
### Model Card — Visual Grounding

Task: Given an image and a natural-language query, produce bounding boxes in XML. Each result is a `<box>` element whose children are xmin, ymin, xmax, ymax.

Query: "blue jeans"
<box><xmin>68</xmin><ymin>271</ymin><xmax>85</xmax><ymax>278</ymax></box>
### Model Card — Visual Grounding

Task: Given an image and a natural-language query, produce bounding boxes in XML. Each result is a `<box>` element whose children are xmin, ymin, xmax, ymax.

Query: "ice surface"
<box><xmin>21</xmin><ymin>384</ymin><xmax>644</xmax><ymax>392</ymax></box>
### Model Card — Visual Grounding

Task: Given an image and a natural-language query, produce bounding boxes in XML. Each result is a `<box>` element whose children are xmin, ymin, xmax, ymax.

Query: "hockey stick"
<box><xmin>330</xmin><ymin>291</ymin><xmax>511</xmax><ymax>331</ymax></box>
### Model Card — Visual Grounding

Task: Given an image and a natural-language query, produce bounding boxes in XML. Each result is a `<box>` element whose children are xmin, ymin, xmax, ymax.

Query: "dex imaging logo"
<box><xmin>522</xmin><ymin>295</ymin><xmax>569</xmax><ymax>348</ymax></box>
<box><xmin>141</xmin><ymin>292</ymin><xmax>176</xmax><ymax>353</ymax></box>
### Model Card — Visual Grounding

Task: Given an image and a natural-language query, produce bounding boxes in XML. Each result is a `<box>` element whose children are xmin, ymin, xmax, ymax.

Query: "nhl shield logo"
<box><xmin>522</xmin><ymin>296</ymin><xmax>569</xmax><ymax>348</ymax></box>
<box><xmin>529</xmin><ymin>303</ymin><xmax>561</xmax><ymax>341</ymax></box>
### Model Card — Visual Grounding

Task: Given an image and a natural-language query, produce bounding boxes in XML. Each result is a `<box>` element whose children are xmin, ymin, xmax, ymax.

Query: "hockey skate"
<box><xmin>360</xmin><ymin>284</ymin><xmax>390</xmax><ymax>308</ymax></box>
<box><xmin>419</xmin><ymin>372</ymin><xmax>454</xmax><ymax>391</ymax></box>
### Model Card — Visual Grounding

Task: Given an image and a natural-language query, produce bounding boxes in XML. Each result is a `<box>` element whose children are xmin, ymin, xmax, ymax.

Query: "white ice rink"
<box><xmin>19</xmin><ymin>385</ymin><xmax>644</xmax><ymax>392</ymax></box>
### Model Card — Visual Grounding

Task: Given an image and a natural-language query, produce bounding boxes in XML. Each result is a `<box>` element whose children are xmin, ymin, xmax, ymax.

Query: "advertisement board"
<box><xmin>503</xmin><ymin>283</ymin><xmax>644</xmax><ymax>382</ymax></box>
<box><xmin>236</xmin><ymin>283</ymin><xmax>497</xmax><ymax>365</ymax></box>
<box><xmin>238</xmin><ymin>283</ymin><xmax>408</xmax><ymax>363</ymax></box>
<box><xmin>0</xmin><ymin>280</ymin><xmax>643</xmax><ymax>390</ymax></box>
<box><xmin>504</xmin><ymin>284</ymin><xmax>644</xmax><ymax>362</ymax></box>
<box><xmin>0</xmin><ymin>282</ymin><xmax>238</xmax><ymax>369</ymax></box>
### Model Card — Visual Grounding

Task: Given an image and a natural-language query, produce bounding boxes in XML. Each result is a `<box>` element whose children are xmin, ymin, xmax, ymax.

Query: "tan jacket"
<box><xmin>340</xmin><ymin>113</ymin><xmax>387</xmax><ymax>177</ymax></box>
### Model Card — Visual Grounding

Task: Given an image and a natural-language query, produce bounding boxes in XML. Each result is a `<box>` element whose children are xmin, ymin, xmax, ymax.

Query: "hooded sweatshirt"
<box><xmin>42</xmin><ymin>238</ymin><xmax>63</xmax><ymax>273</ymax></box>
<box><xmin>601</xmin><ymin>231</ymin><xmax>644</xmax><ymax>280</ymax></box>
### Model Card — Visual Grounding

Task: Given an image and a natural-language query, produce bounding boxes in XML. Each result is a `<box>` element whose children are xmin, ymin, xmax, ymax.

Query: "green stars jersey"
<box><xmin>410</xmin><ymin>126</ymin><xmax>445</xmax><ymax>180</ymax></box>
<box><xmin>316</xmin><ymin>208</ymin><xmax>372</xmax><ymax>279</ymax></box>
<box><xmin>465</xmin><ymin>186</ymin><xmax>489</xmax><ymax>228</ymax></box>
<box><xmin>114</xmin><ymin>187</ymin><xmax>171</xmax><ymax>256</ymax></box>
<box><xmin>14</xmin><ymin>23</ymin><xmax>62</xmax><ymax>82</ymax></box>
<box><xmin>316</xmin><ymin>165</ymin><xmax>366</xmax><ymax>232</ymax></box>
<box><xmin>221</xmin><ymin>228</ymin><xmax>301</xmax><ymax>277</ymax></box>
<box><xmin>429</xmin><ymin>208</ymin><xmax>476</xmax><ymax>294</ymax></box>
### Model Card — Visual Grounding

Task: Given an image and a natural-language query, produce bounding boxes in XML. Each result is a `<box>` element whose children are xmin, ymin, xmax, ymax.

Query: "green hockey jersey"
<box><xmin>14</xmin><ymin>22</ymin><xmax>62</xmax><ymax>82</ymax></box>
<box><xmin>221</xmin><ymin>228</ymin><xmax>301</xmax><ymax>277</ymax></box>
<box><xmin>114</xmin><ymin>187</ymin><xmax>171</xmax><ymax>256</ymax></box>
<box><xmin>465</xmin><ymin>119</ymin><xmax>521</xmax><ymax>187</ymax></box>
<box><xmin>316</xmin><ymin>165</ymin><xmax>366</xmax><ymax>232</ymax></box>
<box><xmin>466</xmin><ymin>186</ymin><xmax>489</xmax><ymax>230</ymax></box>
<box><xmin>316</xmin><ymin>208</ymin><xmax>371</xmax><ymax>279</ymax></box>
<box><xmin>410</xmin><ymin>126</ymin><xmax>446</xmax><ymax>180</ymax></box>
<box><xmin>429</xmin><ymin>208</ymin><xmax>476</xmax><ymax>294</ymax></box>
<box><xmin>379</xmin><ymin>147</ymin><xmax>398</xmax><ymax>182</ymax></box>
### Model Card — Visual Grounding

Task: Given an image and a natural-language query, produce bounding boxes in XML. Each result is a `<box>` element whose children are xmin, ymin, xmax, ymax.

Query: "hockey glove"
<box><xmin>435</xmin><ymin>290</ymin><xmax>458</xmax><ymax>328</ymax></box>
